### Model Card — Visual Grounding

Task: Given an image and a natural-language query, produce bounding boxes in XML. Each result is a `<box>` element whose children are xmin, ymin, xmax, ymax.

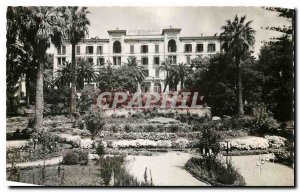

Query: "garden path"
<box><xmin>6</xmin><ymin>156</ymin><xmax>63</xmax><ymax>168</ymax></box>
<box><xmin>228</xmin><ymin>154</ymin><xmax>294</xmax><ymax>186</ymax></box>
<box><xmin>125</xmin><ymin>151</ymin><xmax>209</xmax><ymax>186</ymax></box>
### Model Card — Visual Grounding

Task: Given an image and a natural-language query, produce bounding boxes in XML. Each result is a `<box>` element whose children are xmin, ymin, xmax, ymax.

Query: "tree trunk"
<box><xmin>35</xmin><ymin>61</ymin><xmax>44</xmax><ymax>129</ymax></box>
<box><xmin>25</xmin><ymin>75</ymin><xmax>30</xmax><ymax>108</ymax></box>
<box><xmin>70</xmin><ymin>43</ymin><xmax>76</xmax><ymax>113</ymax></box>
<box><xmin>180</xmin><ymin>79</ymin><xmax>184</xmax><ymax>91</ymax></box>
<box><xmin>163</xmin><ymin>73</ymin><xmax>169</xmax><ymax>92</ymax></box>
<box><xmin>236</xmin><ymin>57</ymin><xmax>244</xmax><ymax>116</ymax></box>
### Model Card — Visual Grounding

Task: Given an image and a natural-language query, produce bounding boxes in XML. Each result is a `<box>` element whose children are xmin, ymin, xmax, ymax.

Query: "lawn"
<box><xmin>8</xmin><ymin>162</ymin><xmax>102</xmax><ymax>186</ymax></box>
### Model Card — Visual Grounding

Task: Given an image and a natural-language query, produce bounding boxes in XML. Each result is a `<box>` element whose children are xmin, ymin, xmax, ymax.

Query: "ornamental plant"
<box><xmin>83</xmin><ymin>111</ymin><xmax>105</xmax><ymax>140</ymax></box>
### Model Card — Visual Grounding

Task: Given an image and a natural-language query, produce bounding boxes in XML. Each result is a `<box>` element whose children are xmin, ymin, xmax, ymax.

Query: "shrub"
<box><xmin>274</xmin><ymin>150</ymin><xmax>293</xmax><ymax>167</ymax></box>
<box><xmin>99</xmin><ymin>156</ymin><xmax>124</xmax><ymax>185</ymax></box>
<box><xmin>250</xmin><ymin>103</ymin><xmax>280</xmax><ymax>135</ymax></box>
<box><xmin>27</xmin><ymin>117</ymin><xmax>35</xmax><ymax>128</ymax></box>
<box><xmin>169</xmin><ymin>124</ymin><xmax>178</xmax><ymax>133</ymax></box>
<box><xmin>144</xmin><ymin>125</ymin><xmax>156</xmax><ymax>132</ymax></box>
<box><xmin>83</xmin><ymin>111</ymin><xmax>105</xmax><ymax>139</ymax></box>
<box><xmin>124</xmin><ymin>124</ymin><xmax>131</xmax><ymax>132</ymax></box>
<box><xmin>77</xmin><ymin>119</ymin><xmax>85</xmax><ymax>130</ymax></box>
<box><xmin>197</xmin><ymin>128</ymin><xmax>221</xmax><ymax>156</ymax></box>
<box><xmin>62</xmin><ymin>149</ymin><xmax>89</xmax><ymax>165</ymax></box>
<box><xmin>131</xmin><ymin>112</ymin><xmax>144</xmax><ymax>118</ymax></box>
<box><xmin>264</xmin><ymin>135</ymin><xmax>287</xmax><ymax>148</ymax></box>
<box><xmin>185</xmin><ymin>157</ymin><xmax>245</xmax><ymax>186</ymax></box>
<box><xmin>96</xmin><ymin>141</ymin><xmax>106</xmax><ymax>159</ymax></box>
<box><xmin>174</xmin><ymin>138</ymin><xmax>190</xmax><ymax>148</ymax></box>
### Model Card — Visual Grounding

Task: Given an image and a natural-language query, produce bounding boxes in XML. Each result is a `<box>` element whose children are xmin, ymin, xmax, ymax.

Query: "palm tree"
<box><xmin>54</xmin><ymin>61</ymin><xmax>72</xmax><ymax>87</ymax></box>
<box><xmin>17</xmin><ymin>7</ymin><xmax>65</xmax><ymax>129</ymax></box>
<box><xmin>159</xmin><ymin>59</ymin><xmax>175</xmax><ymax>92</ymax></box>
<box><xmin>173</xmin><ymin>62</ymin><xmax>193</xmax><ymax>90</ymax></box>
<box><xmin>76</xmin><ymin>57</ymin><xmax>98</xmax><ymax>90</ymax></box>
<box><xmin>220</xmin><ymin>15</ymin><xmax>255</xmax><ymax>116</ymax></box>
<box><xmin>62</xmin><ymin>6</ymin><xmax>90</xmax><ymax>113</ymax></box>
<box><xmin>123</xmin><ymin>56</ymin><xmax>146</xmax><ymax>91</ymax></box>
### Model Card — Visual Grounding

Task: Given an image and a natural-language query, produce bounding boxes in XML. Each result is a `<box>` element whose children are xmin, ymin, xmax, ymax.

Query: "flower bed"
<box><xmin>264</xmin><ymin>135</ymin><xmax>287</xmax><ymax>148</ymax></box>
<box><xmin>7</xmin><ymin>140</ymin><xmax>30</xmax><ymax>150</ymax></box>
<box><xmin>107</xmin><ymin>139</ymin><xmax>172</xmax><ymax>149</ymax></box>
<box><xmin>54</xmin><ymin>134</ymin><xmax>81</xmax><ymax>148</ymax></box>
<box><xmin>220</xmin><ymin>137</ymin><xmax>269</xmax><ymax>150</ymax></box>
<box><xmin>98</xmin><ymin>131</ymin><xmax>202</xmax><ymax>140</ymax></box>
<box><xmin>106</xmin><ymin>138</ymin><xmax>196</xmax><ymax>149</ymax></box>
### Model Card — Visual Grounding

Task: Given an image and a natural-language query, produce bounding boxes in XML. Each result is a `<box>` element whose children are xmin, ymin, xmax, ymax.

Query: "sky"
<box><xmin>85</xmin><ymin>6</ymin><xmax>292</xmax><ymax>57</ymax></box>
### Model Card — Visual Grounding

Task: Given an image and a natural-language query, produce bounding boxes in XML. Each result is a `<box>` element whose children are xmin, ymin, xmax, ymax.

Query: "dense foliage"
<box><xmin>185</xmin><ymin>157</ymin><xmax>246</xmax><ymax>186</ymax></box>
<box><xmin>62</xmin><ymin>149</ymin><xmax>89</xmax><ymax>165</ymax></box>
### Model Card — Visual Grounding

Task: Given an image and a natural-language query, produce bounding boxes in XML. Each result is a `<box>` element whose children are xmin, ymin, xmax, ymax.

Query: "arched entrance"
<box><xmin>168</xmin><ymin>39</ymin><xmax>177</xmax><ymax>52</ymax></box>
<box><xmin>113</xmin><ymin>41</ymin><xmax>121</xmax><ymax>53</ymax></box>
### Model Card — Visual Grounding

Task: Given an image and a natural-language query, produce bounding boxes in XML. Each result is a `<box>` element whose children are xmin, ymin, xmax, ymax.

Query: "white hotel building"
<box><xmin>53</xmin><ymin>27</ymin><xmax>220</xmax><ymax>92</ymax></box>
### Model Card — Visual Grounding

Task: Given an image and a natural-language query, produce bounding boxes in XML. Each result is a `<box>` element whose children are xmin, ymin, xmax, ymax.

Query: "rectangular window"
<box><xmin>130</xmin><ymin>45</ymin><xmax>134</xmax><ymax>54</ymax></box>
<box><xmin>86</xmin><ymin>46</ymin><xmax>94</xmax><ymax>54</ymax></box>
<box><xmin>113</xmin><ymin>56</ymin><xmax>121</xmax><ymax>65</ymax></box>
<box><xmin>141</xmin><ymin>57</ymin><xmax>148</xmax><ymax>65</ymax></box>
<box><xmin>154</xmin><ymin>56</ymin><xmax>160</xmax><ymax>65</ymax></box>
<box><xmin>185</xmin><ymin>44</ymin><xmax>192</xmax><ymax>53</ymax></box>
<box><xmin>155</xmin><ymin>44</ymin><xmax>159</xmax><ymax>53</ymax></box>
<box><xmin>97</xmin><ymin>46</ymin><xmax>103</xmax><ymax>54</ymax></box>
<box><xmin>196</xmin><ymin>44</ymin><xmax>203</xmax><ymax>52</ymax></box>
<box><xmin>76</xmin><ymin>46</ymin><xmax>80</xmax><ymax>55</ymax></box>
<box><xmin>57</xmin><ymin>57</ymin><xmax>66</xmax><ymax>66</ymax></box>
<box><xmin>97</xmin><ymin>57</ymin><xmax>105</xmax><ymax>66</ymax></box>
<box><xmin>57</xmin><ymin>45</ymin><xmax>66</xmax><ymax>55</ymax></box>
<box><xmin>208</xmin><ymin>43</ymin><xmax>216</xmax><ymax>52</ymax></box>
<box><xmin>143</xmin><ymin>69</ymin><xmax>149</xmax><ymax>77</ymax></box>
<box><xmin>168</xmin><ymin>56</ymin><xmax>177</xmax><ymax>64</ymax></box>
<box><xmin>186</xmin><ymin>56</ymin><xmax>191</xmax><ymax>65</ymax></box>
<box><xmin>155</xmin><ymin>68</ymin><xmax>160</xmax><ymax>77</ymax></box>
<box><xmin>141</xmin><ymin>45</ymin><xmax>148</xmax><ymax>53</ymax></box>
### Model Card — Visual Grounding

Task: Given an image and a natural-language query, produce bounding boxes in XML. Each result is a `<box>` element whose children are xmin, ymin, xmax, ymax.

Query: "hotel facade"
<box><xmin>53</xmin><ymin>28</ymin><xmax>220</xmax><ymax>92</ymax></box>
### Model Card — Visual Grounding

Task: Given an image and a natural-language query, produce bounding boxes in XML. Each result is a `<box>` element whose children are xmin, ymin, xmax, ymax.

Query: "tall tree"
<box><xmin>159</xmin><ymin>59</ymin><xmax>175</xmax><ymax>92</ymax></box>
<box><xmin>262</xmin><ymin>7</ymin><xmax>294</xmax><ymax>39</ymax></box>
<box><xmin>172</xmin><ymin>62</ymin><xmax>193</xmax><ymax>90</ymax></box>
<box><xmin>220</xmin><ymin>15</ymin><xmax>255</xmax><ymax>116</ymax></box>
<box><xmin>7</xmin><ymin>7</ymin><xmax>36</xmax><ymax>110</ymax></box>
<box><xmin>54</xmin><ymin>61</ymin><xmax>72</xmax><ymax>87</ymax></box>
<box><xmin>76</xmin><ymin>57</ymin><xmax>98</xmax><ymax>90</ymax></box>
<box><xmin>62</xmin><ymin>7</ymin><xmax>90</xmax><ymax>114</ymax></box>
<box><xmin>258</xmin><ymin>7</ymin><xmax>294</xmax><ymax>121</ymax></box>
<box><xmin>123</xmin><ymin>56</ymin><xmax>146</xmax><ymax>91</ymax></box>
<box><xmin>11</xmin><ymin>7</ymin><xmax>65</xmax><ymax>129</ymax></box>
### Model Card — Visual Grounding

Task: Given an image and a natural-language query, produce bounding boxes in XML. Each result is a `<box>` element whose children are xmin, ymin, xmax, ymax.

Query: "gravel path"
<box><xmin>228</xmin><ymin>154</ymin><xmax>294</xmax><ymax>186</ymax></box>
<box><xmin>6</xmin><ymin>157</ymin><xmax>63</xmax><ymax>168</ymax></box>
<box><xmin>125</xmin><ymin>151</ymin><xmax>209</xmax><ymax>186</ymax></box>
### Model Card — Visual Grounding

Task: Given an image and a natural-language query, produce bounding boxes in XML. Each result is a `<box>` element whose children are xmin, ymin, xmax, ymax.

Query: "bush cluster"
<box><xmin>83</xmin><ymin>111</ymin><xmax>105</xmax><ymax>139</ymax></box>
<box><xmin>104</xmin><ymin>123</ymin><xmax>192</xmax><ymax>133</ymax></box>
<box><xmin>185</xmin><ymin>157</ymin><xmax>246</xmax><ymax>186</ymax></box>
<box><xmin>250</xmin><ymin>103</ymin><xmax>280</xmax><ymax>135</ymax></box>
<box><xmin>62</xmin><ymin>149</ymin><xmax>89</xmax><ymax>165</ymax></box>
